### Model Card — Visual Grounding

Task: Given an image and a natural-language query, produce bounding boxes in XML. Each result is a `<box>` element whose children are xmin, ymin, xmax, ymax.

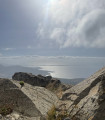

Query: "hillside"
<box><xmin>12</xmin><ymin>72</ymin><xmax>71</xmax><ymax>95</ymax></box>
<box><xmin>0</xmin><ymin>78</ymin><xmax>58</xmax><ymax>120</ymax></box>
<box><xmin>0</xmin><ymin>67</ymin><xmax>105</xmax><ymax>120</ymax></box>
<box><xmin>60</xmin><ymin>66</ymin><xmax>105</xmax><ymax>120</ymax></box>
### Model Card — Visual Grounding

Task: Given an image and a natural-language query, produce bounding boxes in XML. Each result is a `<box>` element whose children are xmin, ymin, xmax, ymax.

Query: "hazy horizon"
<box><xmin>0</xmin><ymin>55</ymin><xmax>105</xmax><ymax>80</ymax></box>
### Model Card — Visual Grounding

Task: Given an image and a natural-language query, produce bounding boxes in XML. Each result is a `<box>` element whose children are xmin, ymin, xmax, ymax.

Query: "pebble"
<box><xmin>0</xmin><ymin>114</ymin><xmax>2</xmax><ymax>119</ymax></box>
<box><xmin>64</xmin><ymin>117</ymin><xmax>71</xmax><ymax>120</ymax></box>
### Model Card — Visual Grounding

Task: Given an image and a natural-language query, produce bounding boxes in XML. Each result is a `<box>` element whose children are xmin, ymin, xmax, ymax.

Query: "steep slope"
<box><xmin>0</xmin><ymin>78</ymin><xmax>58</xmax><ymax>120</ymax></box>
<box><xmin>12</xmin><ymin>80</ymin><xmax>59</xmax><ymax>116</ymax></box>
<box><xmin>61</xmin><ymin>67</ymin><xmax>105</xmax><ymax>120</ymax></box>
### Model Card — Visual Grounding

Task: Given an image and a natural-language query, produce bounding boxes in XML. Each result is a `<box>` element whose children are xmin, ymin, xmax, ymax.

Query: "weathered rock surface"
<box><xmin>0</xmin><ymin>78</ymin><xmax>58</xmax><ymax>120</ymax></box>
<box><xmin>2</xmin><ymin>67</ymin><xmax>105</xmax><ymax>120</ymax></box>
<box><xmin>61</xmin><ymin>67</ymin><xmax>105</xmax><ymax>120</ymax></box>
<box><xmin>12</xmin><ymin>72</ymin><xmax>71</xmax><ymax>94</ymax></box>
<box><xmin>12</xmin><ymin>72</ymin><xmax>49</xmax><ymax>87</ymax></box>
<box><xmin>12</xmin><ymin>80</ymin><xmax>59</xmax><ymax>116</ymax></box>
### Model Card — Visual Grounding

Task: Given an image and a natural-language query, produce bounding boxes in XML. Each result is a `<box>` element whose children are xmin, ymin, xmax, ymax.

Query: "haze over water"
<box><xmin>0</xmin><ymin>56</ymin><xmax>105</xmax><ymax>79</ymax></box>
<box><xmin>38</xmin><ymin>57</ymin><xmax>105</xmax><ymax>79</ymax></box>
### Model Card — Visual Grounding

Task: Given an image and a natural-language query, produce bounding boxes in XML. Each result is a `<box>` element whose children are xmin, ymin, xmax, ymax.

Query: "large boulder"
<box><xmin>61</xmin><ymin>67</ymin><xmax>105</xmax><ymax>120</ymax></box>
<box><xmin>12</xmin><ymin>72</ymin><xmax>71</xmax><ymax>94</ymax></box>
<box><xmin>12</xmin><ymin>72</ymin><xmax>48</xmax><ymax>87</ymax></box>
<box><xmin>12</xmin><ymin>72</ymin><xmax>61</xmax><ymax>87</ymax></box>
<box><xmin>0</xmin><ymin>78</ymin><xmax>58</xmax><ymax>120</ymax></box>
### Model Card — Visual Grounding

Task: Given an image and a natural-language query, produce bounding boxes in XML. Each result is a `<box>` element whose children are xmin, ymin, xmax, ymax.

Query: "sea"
<box><xmin>31</xmin><ymin>56</ymin><xmax>105</xmax><ymax>79</ymax></box>
<box><xmin>0</xmin><ymin>56</ymin><xmax>105</xmax><ymax>84</ymax></box>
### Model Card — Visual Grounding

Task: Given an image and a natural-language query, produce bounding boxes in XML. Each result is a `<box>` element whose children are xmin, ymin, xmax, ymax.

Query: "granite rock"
<box><xmin>61</xmin><ymin>67</ymin><xmax>105</xmax><ymax>120</ymax></box>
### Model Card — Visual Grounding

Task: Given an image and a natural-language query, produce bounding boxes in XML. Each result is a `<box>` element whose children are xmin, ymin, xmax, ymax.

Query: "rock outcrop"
<box><xmin>12</xmin><ymin>72</ymin><xmax>50</xmax><ymax>87</ymax></box>
<box><xmin>12</xmin><ymin>72</ymin><xmax>71</xmax><ymax>94</ymax></box>
<box><xmin>2</xmin><ymin>67</ymin><xmax>105</xmax><ymax>120</ymax></box>
<box><xmin>60</xmin><ymin>67</ymin><xmax>105</xmax><ymax>120</ymax></box>
<box><xmin>0</xmin><ymin>78</ymin><xmax>58</xmax><ymax>120</ymax></box>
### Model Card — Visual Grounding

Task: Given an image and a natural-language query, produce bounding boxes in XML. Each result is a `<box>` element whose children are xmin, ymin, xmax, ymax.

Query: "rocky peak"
<box><xmin>12</xmin><ymin>72</ymin><xmax>47</xmax><ymax>87</ymax></box>
<box><xmin>59</xmin><ymin>67</ymin><xmax>105</xmax><ymax>120</ymax></box>
<box><xmin>12</xmin><ymin>72</ymin><xmax>71</xmax><ymax>94</ymax></box>
<box><xmin>12</xmin><ymin>72</ymin><xmax>57</xmax><ymax>87</ymax></box>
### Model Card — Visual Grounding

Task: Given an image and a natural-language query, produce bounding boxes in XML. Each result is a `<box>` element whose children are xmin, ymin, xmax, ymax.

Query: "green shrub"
<box><xmin>19</xmin><ymin>81</ymin><xmax>24</xmax><ymax>87</ymax></box>
<box><xmin>0</xmin><ymin>105</ymin><xmax>13</xmax><ymax>116</ymax></box>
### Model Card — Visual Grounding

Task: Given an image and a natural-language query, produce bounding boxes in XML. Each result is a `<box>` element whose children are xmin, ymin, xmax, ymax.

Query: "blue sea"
<box><xmin>0</xmin><ymin>56</ymin><xmax>105</xmax><ymax>83</ymax></box>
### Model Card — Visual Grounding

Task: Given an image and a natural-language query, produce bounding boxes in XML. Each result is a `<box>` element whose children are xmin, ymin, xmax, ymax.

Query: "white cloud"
<box><xmin>3</xmin><ymin>48</ymin><xmax>14</xmax><ymax>51</ymax></box>
<box><xmin>50</xmin><ymin>28</ymin><xmax>66</xmax><ymax>47</ymax></box>
<box><xmin>64</xmin><ymin>9</ymin><xmax>105</xmax><ymax>48</ymax></box>
<box><xmin>0</xmin><ymin>55</ymin><xmax>105</xmax><ymax>67</ymax></box>
<box><xmin>37</xmin><ymin>0</ymin><xmax>105</xmax><ymax>48</ymax></box>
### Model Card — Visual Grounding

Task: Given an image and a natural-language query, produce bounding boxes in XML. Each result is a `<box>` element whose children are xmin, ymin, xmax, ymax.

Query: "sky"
<box><xmin>0</xmin><ymin>0</ymin><xmax>105</xmax><ymax>57</ymax></box>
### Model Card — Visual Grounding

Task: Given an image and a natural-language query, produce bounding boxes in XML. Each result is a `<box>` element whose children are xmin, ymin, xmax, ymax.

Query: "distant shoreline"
<box><xmin>0</xmin><ymin>64</ymin><xmax>86</xmax><ymax>85</ymax></box>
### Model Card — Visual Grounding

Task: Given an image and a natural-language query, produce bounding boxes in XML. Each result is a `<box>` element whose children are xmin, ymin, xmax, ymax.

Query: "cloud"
<box><xmin>0</xmin><ymin>55</ymin><xmax>105</xmax><ymax>67</ymax></box>
<box><xmin>50</xmin><ymin>28</ymin><xmax>66</xmax><ymax>46</ymax></box>
<box><xmin>27</xmin><ymin>46</ymin><xmax>32</xmax><ymax>49</ymax></box>
<box><xmin>37</xmin><ymin>0</ymin><xmax>105</xmax><ymax>48</ymax></box>
<box><xmin>0</xmin><ymin>53</ymin><xmax>2</xmax><ymax>56</ymax></box>
<box><xmin>64</xmin><ymin>9</ymin><xmax>105</xmax><ymax>48</ymax></box>
<box><xmin>3</xmin><ymin>48</ymin><xmax>14</xmax><ymax>51</ymax></box>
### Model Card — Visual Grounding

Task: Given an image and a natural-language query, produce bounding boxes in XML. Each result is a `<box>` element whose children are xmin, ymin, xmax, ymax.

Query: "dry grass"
<box><xmin>0</xmin><ymin>104</ymin><xmax>13</xmax><ymax>116</ymax></box>
<box><xmin>47</xmin><ymin>105</ymin><xmax>56</xmax><ymax>120</ymax></box>
<box><xmin>47</xmin><ymin>105</ymin><xmax>70</xmax><ymax>120</ymax></box>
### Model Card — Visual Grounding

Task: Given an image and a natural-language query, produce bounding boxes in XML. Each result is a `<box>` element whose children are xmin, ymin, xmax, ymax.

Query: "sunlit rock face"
<box><xmin>0</xmin><ymin>79</ymin><xmax>42</xmax><ymax>117</ymax></box>
<box><xmin>61</xmin><ymin>67</ymin><xmax>105</xmax><ymax>120</ymax></box>
<box><xmin>0</xmin><ymin>78</ymin><xmax>58</xmax><ymax>120</ymax></box>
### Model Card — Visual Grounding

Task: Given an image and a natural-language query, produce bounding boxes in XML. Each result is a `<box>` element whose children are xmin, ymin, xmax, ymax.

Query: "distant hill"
<box><xmin>56</xmin><ymin>78</ymin><xmax>85</xmax><ymax>85</ymax></box>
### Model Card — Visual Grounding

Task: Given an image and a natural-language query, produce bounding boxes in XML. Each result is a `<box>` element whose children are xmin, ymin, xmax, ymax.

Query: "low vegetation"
<box><xmin>47</xmin><ymin>105</ymin><xmax>69</xmax><ymax>120</ymax></box>
<box><xmin>47</xmin><ymin>105</ymin><xmax>56</xmax><ymax>120</ymax></box>
<box><xmin>19</xmin><ymin>81</ymin><xmax>24</xmax><ymax>87</ymax></box>
<box><xmin>0</xmin><ymin>104</ymin><xmax>13</xmax><ymax>116</ymax></box>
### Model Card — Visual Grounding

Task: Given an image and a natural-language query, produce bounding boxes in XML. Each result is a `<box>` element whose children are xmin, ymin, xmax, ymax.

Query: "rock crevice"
<box><xmin>60</xmin><ymin>67</ymin><xmax>105</xmax><ymax>120</ymax></box>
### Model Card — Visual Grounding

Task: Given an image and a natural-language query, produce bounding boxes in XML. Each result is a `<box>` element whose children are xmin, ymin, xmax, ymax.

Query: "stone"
<box><xmin>0</xmin><ymin>77</ymin><xmax>59</xmax><ymax>119</ymax></box>
<box><xmin>0</xmin><ymin>114</ymin><xmax>2</xmax><ymax>119</ymax></box>
<box><xmin>11</xmin><ymin>112</ymin><xmax>20</xmax><ymax>119</ymax></box>
<box><xmin>45</xmin><ymin>75</ymin><xmax>52</xmax><ymax>81</ymax></box>
<box><xmin>64</xmin><ymin>118</ymin><xmax>71</xmax><ymax>120</ymax></box>
<box><xmin>60</xmin><ymin>67</ymin><xmax>105</xmax><ymax>120</ymax></box>
<box><xmin>12</xmin><ymin>72</ymin><xmax>48</xmax><ymax>87</ymax></box>
<box><xmin>12</xmin><ymin>72</ymin><xmax>71</xmax><ymax>94</ymax></box>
